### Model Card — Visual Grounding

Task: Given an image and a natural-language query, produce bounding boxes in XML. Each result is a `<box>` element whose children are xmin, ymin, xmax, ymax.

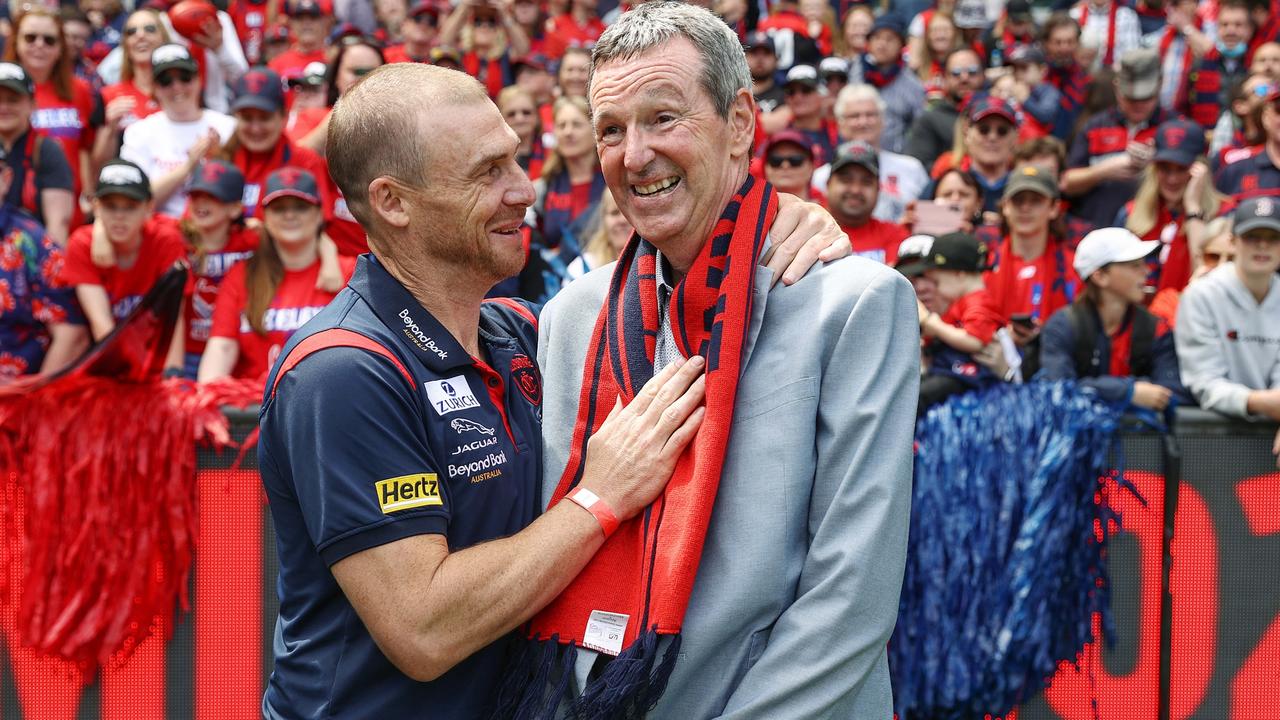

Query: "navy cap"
<box><xmin>231</xmin><ymin>67</ymin><xmax>286</xmax><ymax>113</ymax></box>
<box><xmin>151</xmin><ymin>43</ymin><xmax>198</xmax><ymax>77</ymax></box>
<box><xmin>1006</xmin><ymin>0</ymin><xmax>1033</xmax><ymax>21</ymax></box>
<box><xmin>287</xmin><ymin>0</ymin><xmax>332</xmax><ymax>17</ymax></box>
<box><xmin>409</xmin><ymin>0</ymin><xmax>439</xmax><ymax>18</ymax></box>
<box><xmin>262</xmin><ymin>167</ymin><xmax>321</xmax><ymax>207</ymax></box>
<box><xmin>96</xmin><ymin>159</ymin><xmax>152</xmax><ymax>201</ymax></box>
<box><xmin>967</xmin><ymin>95</ymin><xmax>1017</xmax><ymax>124</ymax></box>
<box><xmin>871</xmin><ymin>13</ymin><xmax>906</xmax><ymax>41</ymax></box>
<box><xmin>1234</xmin><ymin>197</ymin><xmax>1280</xmax><ymax>235</ymax></box>
<box><xmin>1152</xmin><ymin>119</ymin><xmax>1206</xmax><ymax>167</ymax></box>
<box><xmin>744</xmin><ymin>30</ymin><xmax>775</xmax><ymax>53</ymax></box>
<box><xmin>0</xmin><ymin>62</ymin><xmax>33</xmax><ymax>96</ymax></box>
<box><xmin>188</xmin><ymin>160</ymin><xmax>246</xmax><ymax>204</ymax></box>
<box><xmin>1008</xmin><ymin>43</ymin><xmax>1045</xmax><ymax>66</ymax></box>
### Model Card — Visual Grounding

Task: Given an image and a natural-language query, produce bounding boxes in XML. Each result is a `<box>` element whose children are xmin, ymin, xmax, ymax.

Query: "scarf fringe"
<box><xmin>490</xmin><ymin>633</ymin><xmax>578</xmax><ymax>720</ymax></box>
<box><xmin>568</xmin><ymin>628</ymin><xmax>680</xmax><ymax>720</ymax></box>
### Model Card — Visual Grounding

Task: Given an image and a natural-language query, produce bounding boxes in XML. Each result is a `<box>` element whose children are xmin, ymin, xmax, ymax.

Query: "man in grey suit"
<box><xmin>536</xmin><ymin>2</ymin><xmax>919</xmax><ymax>717</ymax></box>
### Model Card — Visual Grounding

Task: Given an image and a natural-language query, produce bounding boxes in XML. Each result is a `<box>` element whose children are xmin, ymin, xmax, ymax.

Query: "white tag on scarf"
<box><xmin>582</xmin><ymin>610</ymin><xmax>629</xmax><ymax>656</ymax></box>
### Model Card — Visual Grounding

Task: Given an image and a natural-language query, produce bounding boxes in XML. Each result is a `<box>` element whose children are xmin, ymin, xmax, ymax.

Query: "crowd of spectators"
<box><xmin>0</xmin><ymin>0</ymin><xmax>1275</xmax><ymax>458</ymax></box>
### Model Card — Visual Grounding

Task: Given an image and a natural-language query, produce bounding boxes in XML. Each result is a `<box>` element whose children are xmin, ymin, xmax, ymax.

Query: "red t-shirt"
<box><xmin>32</xmin><ymin>78</ymin><xmax>97</xmax><ymax>219</ymax></box>
<box><xmin>61</xmin><ymin>216</ymin><xmax>187</xmax><ymax>320</ymax></box>
<box><xmin>228</xmin><ymin>0</ymin><xmax>271</xmax><ymax>66</ymax></box>
<box><xmin>268</xmin><ymin>47</ymin><xmax>327</xmax><ymax>82</ymax></box>
<box><xmin>382</xmin><ymin>44</ymin><xmax>431</xmax><ymax>65</ymax></box>
<box><xmin>101</xmin><ymin>80</ymin><xmax>160</xmax><ymax>132</ymax></box>
<box><xmin>235</xmin><ymin>140</ymin><xmax>328</xmax><ymax>219</ymax></box>
<box><xmin>543</xmin><ymin>14</ymin><xmax>606</xmax><ymax>59</ymax></box>
<box><xmin>940</xmin><ymin>287</ymin><xmax>1007</xmax><ymax>345</ymax></box>
<box><xmin>285</xmin><ymin>106</ymin><xmax>328</xmax><ymax>146</ymax></box>
<box><xmin>186</xmin><ymin>225</ymin><xmax>259</xmax><ymax>356</ymax></box>
<box><xmin>843</xmin><ymin>219</ymin><xmax>908</xmax><ymax>265</ymax></box>
<box><xmin>210</xmin><ymin>253</ymin><xmax>356</xmax><ymax>379</ymax></box>
<box><xmin>984</xmin><ymin>235</ymin><xmax>1081</xmax><ymax>322</ymax></box>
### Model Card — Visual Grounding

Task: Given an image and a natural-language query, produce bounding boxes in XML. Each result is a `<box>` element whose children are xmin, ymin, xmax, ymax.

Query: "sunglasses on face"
<box><xmin>767</xmin><ymin>154</ymin><xmax>809</xmax><ymax>168</ymax></box>
<box><xmin>156</xmin><ymin>70</ymin><xmax>196</xmax><ymax>87</ymax></box>
<box><xmin>474</xmin><ymin>17</ymin><xmax>498</xmax><ymax>28</ymax></box>
<box><xmin>350</xmin><ymin>66</ymin><xmax>377</xmax><ymax>77</ymax></box>
<box><xmin>124</xmin><ymin>23</ymin><xmax>159</xmax><ymax>37</ymax></box>
<box><xmin>409</xmin><ymin>14</ymin><xmax>437</xmax><ymax>26</ymax></box>
<box><xmin>975</xmin><ymin>123</ymin><xmax>1013</xmax><ymax>138</ymax></box>
<box><xmin>949</xmin><ymin>65</ymin><xmax>981</xmax><ymax>77</ymax></box>
<box><xmin>22</xmin><ymin>33</ymin><xmax>58</xmax><ymax>47</ymax></box>
<box><xmin>784</xmin><ymin>85</ymin><xmax>816</xmax><ymax>96</ymax></box>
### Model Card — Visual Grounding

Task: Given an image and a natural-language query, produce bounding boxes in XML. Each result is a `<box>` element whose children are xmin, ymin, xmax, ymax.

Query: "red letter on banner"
<box><xmin>1232</xmin><ymin>472</ymin><xmax>1280</xmax><ymax>718</ymax></box>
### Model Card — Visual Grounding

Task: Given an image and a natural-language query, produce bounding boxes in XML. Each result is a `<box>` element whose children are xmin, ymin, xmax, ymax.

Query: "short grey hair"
<box><xmin>589</xmin><ymin>1</ymin><xmax>750</xmax><ymax>118</ymax></box>
<box><xmin>834</xmin><ymin>83</ymin><xmax>887</xmax><ymax>119</ymax></box>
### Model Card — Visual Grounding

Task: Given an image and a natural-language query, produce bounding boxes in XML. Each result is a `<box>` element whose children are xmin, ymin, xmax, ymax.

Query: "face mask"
<box><xmin>1217</xmin><ymin>40</ymin><xmax>1246</xmax><ymax>59</ymax></box>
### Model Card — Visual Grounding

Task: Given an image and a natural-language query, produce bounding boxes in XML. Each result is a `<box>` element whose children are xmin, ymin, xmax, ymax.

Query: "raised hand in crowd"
<box><xmin>191</xmin><ymin>17</ymin><xmax>225</xmax><ymax>51</ymax></box>
<box><xmin>104</xmin><ymin>95</ymin><xmax>138</xmax><ymax>131</ymax></box>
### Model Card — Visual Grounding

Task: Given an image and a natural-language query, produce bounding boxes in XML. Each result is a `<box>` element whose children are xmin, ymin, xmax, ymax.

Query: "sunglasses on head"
<box><xmin>124</xmin><ymin>23</ymin><xmax>159</xmax><ymax>37</ymax></box>
<box><xmin>767</xmin><ymin>154</ymin><xmax>809</xmax><ymax>168</ymax></box>
<box><xmin>156</xmin><ymin>69</ymin><xmax>196</xmax><ymax>87</ymax></box>
<box><xmin>22</xmin><ymin>33</ymin><xmax>58</xmax><ymax>47</ymax></box>
<box><xmin>949</xmin><ymin>64</ymin><xmax>981</xmax><ymax>77</ymax></box>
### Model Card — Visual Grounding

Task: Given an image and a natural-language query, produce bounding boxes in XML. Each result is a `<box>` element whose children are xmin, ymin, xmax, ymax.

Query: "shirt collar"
<box><xmin>653</xmin><ymin>249</ymin><xmax>676</xmax><ymax>294</ymax></box>
<box><xmin>347</xmin><ymin>254</ymin><xmax>473</xmax><ymax>372</ymax></box>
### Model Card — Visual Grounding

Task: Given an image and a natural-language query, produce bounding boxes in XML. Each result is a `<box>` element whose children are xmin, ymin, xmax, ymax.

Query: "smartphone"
<box><xmin>1010</xmin><ymin>313</ymin><xmax>1037</xmax><ymax>329</ymax></box>
<box><xmin>914</xmin><ymin>201</ymin><xmax>965</xmax><ymax>236</ymax></box>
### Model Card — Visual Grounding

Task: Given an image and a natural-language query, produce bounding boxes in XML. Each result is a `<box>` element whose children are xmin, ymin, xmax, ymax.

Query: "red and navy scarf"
<box><xmin>861</xmin><ymin>53</ymin><xmax>904</xmax><ymax>89</ymax></box>
<box><xmin>497</xmin><ymin>176</ymin><xmax>777</xmax><ymax>719</ymax></box>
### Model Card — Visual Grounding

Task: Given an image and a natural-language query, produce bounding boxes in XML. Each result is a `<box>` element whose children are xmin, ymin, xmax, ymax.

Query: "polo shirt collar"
<box><xmin>348</xmin><ymin>254</ymin><xmax>472</xmax><ymax>372</ymax></box>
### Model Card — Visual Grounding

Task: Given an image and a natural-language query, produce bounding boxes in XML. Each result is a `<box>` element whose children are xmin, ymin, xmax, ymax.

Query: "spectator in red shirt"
<box><xmin>827</xmin><ymin>140</ymin><xmax>908</xmax><ymax>264</ymax></box>
<box><xmin>544</xmin><ymin>0</ymin><xmax>605</xmax><ymax>60</ymax></box>
<box><xmin>268</xmin><ymin>0</ymin><xmax>334</xmax><ymax>82</ymax></box>
<box><xmin>6</xmin><ymin>6</ymin><xmax>100</xmax><ymax>228</ymax></box>
<box><xmin>261</xmin><ymin>24</ymin><xmax>294</xmax><ymax>66</ymax></box>
<box><xmin>383</xmin><ymin>1</ymin><xmax>439</xmax><ymax>64</ymax></box>
<box><xmin>438</xmin><ymin>0</ymin><xmax>530</xmax><ymax>99</ymax></box>
<box><xmin>760</xmin><ymin>129</ymin><xmax>822</xmax><ymax>204</ymax></box>
<box><xmin>780</xmin><ymin>65</ymin><xmax>838</xmax><ymax>166</ymax></box>
<box><xmin>61</xmin><ymin>159</ymin><xmax>186</xmax><ymax>371</ymax></box>
<box><xmin>94</xmin><ymin>9</ymin><xmax>168</xmax><ymax>170</ymax></box>
<box><xmin>0</xmin><ymin>62</ymin><xmax>75</xmax><ymax>244</ymax></box>
<box><xmin>296</xmin><ymin>37</ymin><xmax>384</xmax><ymax>156</ymax></box>
<box><xmin>199</xmin><ymin>167</ymin><xmax>354</xmax><ymax>382</ymax></box>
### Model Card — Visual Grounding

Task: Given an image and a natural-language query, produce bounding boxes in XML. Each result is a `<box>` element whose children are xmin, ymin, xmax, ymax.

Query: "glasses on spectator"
<box><xmin>474</xmin><ymin>17</ymin><xmax>499</xmax><ymax>28</ymax></box>
<box><xmin>351</xmin><ymin>66</ymin><xmax>378</xmax><ymax>77</ymax></box>
<box><xmin>767</xmin><ymin>154</ymin><xmax>809</xmax><ymax>168</ymax></box>
<box><xmin>1252</xmin><ymin>84</ymin><xmax>1272</xmax><ymax>98</ymax></box>
<box><xmin>124</xmin><ymin>23</ymin><xmax>159</xmax><ymax>37</ymax></box>
<box><xmin>409</xmin><ymin>14</ymin><xmax>437</xmax><ymax>26</ymax></box>
<box><xmin>339</xmin><ymin>34</ymin><xmax>384</xmax><ymax>49</ymax></box>
<box><xmin>785</xmin><ymin>85</ymin><xmax>816</xmax><ymax>97</ymax></box>
<box><xmin>156</xmin><ymin>70</ymin><xmax>197</xmax><ymax>87</ymax></box>
<box><xmin>975</xmin><ymin>123</ymin><xmax>1013</xmax><ymax>138</ymax></box>
<box><xmin>949</xmin><ymin>65</ymin><xmax>981</xmax><ymax>78</ymax></box>
<box><xmin>22</xmin><ymin>33</ymin><xmax>58</xmax><ymax>47</ymax></box>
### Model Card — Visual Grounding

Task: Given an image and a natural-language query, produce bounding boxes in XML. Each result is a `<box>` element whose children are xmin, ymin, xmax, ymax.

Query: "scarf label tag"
<box><xmin>582</xmin><ymin>610</ymin><xmax>629</xmax><ymax>656</ymax></box>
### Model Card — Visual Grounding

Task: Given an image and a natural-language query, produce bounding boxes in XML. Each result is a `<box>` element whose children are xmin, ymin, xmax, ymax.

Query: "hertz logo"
<box><xmin>375</xmin><ymin>474</ymin><xmax>443</xmax><ymax>514</ymax></box>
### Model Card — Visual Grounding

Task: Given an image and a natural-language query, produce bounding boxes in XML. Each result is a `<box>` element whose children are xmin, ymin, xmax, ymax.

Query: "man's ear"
<box><xmin>367</xmin><ymin>176</ymin><xmax>412</xmax><ymax>230</ymax></box>
<box><xmin>728</xmin><ymin>89</ymin><xmax>757</xmax><ymax>160</ymax></box>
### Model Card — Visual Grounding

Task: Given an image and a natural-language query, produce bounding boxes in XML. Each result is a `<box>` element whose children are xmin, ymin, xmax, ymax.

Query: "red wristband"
<box><xmin>567</xmin><ymin>487</ymin><xmax>620</xmax><ymax>539</ymax></box>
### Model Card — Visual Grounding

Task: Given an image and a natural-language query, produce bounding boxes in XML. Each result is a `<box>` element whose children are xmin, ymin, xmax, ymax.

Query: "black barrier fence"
<box><xmin>1</xmin><ymin>409</ymin><xmax>1276</xmax><ymax>719</ymax></box>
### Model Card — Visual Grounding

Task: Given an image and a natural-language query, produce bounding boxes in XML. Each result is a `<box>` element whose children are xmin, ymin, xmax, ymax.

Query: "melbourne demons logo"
<box><xmin>1160</xmin><ymin>124</ymin><xmax>1186</xmax><ymax>150</ymax></box>
<box><xmin>510</xmin><ymin>354</ymin><xmax>541</xmax><ymax>405</ymax></box>
<box><xmin>242</xmin><ymin>70</ymin><xmax>272</xmax><ymax>95</ymax></box>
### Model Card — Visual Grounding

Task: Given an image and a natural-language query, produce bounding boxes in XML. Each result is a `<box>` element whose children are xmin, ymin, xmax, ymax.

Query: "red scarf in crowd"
<box><xmin>499</xmin><ymin>176</ymin><xmax>776</xmax><ymax>718</ymax></box>
<box><xmin>1082</xmin><ymin>1</ymin><xmax>1120</xmax><ymax>68</ymax></box>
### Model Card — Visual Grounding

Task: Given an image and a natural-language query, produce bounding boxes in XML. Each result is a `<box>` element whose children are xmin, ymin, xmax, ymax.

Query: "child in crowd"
<box><xmin>1039</xmin><ymin>227</ymin><xmax>1183</xmax><ymax>411</ymax></box>
<box><xmin>913</xmin><ymin>231</ymin><xmax>1008</xmax><ymax>413</ymax></box>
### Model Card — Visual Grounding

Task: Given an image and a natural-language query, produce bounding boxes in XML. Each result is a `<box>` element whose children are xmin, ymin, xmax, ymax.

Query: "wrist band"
<box><xmin>567</xmin><ymin>487</ymin><xmax>620</xmax><ymax>539</ymax></box>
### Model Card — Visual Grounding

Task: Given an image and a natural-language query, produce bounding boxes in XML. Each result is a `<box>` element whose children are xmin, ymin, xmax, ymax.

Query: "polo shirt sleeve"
<box><xmin>262</xmin><ymin>345</ymin><xmax>450</xmax><ymax>566</ymax></box>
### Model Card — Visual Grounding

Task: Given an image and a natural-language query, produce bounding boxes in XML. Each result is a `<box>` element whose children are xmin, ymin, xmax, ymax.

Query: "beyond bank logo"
<box><xmin>399</xmin><ymin>308</ymin><xmax>449</xmax><ymax>360</ymax></box>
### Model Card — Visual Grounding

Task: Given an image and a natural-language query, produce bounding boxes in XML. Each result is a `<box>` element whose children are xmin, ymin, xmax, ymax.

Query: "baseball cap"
<box><xmin>743</xmin><ymin>30</ymin><xmax>775</xmax><ymax>53</ymax></box>
<box><xmin>1002</xmin><ymin>164</ymin><xmax>1060</xmax><ymax>201</ymax></box>
<box><xmin>830</xmin><ymin>140</ymin><xmax>879</xmax><ymax>176</ymax></box>
<box><xmin>761</xmin><ymin>130</ymin><xmax>814</xmax><ymax>160</ymax></box>
<box><xmin>327</xmin><ymin>22</ymin><xmax>364</xmax><ymax>45</ymax></box>
<box><xmin>1234</xmin><ymin>196</ymin><xmax>1280</xmax><ymax>235</ymax></box>
<box><xmin>231</xmin><ymin>67</ymin><xmax>286</xmax><ymax>113</ymax></box>
<box><xmin>262</xmin><ymin>167</ymin><xmax>321</xmax><ymax>207</ymax></box>
<box><xmin>287</xmin><ymin>0</ymin><xmax>332</xmax><ymax>17</ymax></box>
<box><xmin>188</xmin><ymin>159</ymin><xmax>246</xmax><ymax>204</ymax></box>
<box><xmin>1074</xmin><ymin>227</ymin><xmax>1160</xmax><ymax>280</ymax></box>
<box><xmin>1117</xmin><ymin>48</ymin><xmax>1160</xmax><ymax>101</ymax></box>
<box><xmin>290</xmin><ymin>61</ymin><xmax>327</xmax><ymax>88</ymax></box>
<box><xmin>967</xmin><ymin>95</ymin><xmax>1017</xmax><ymax>125</ymax></box>
<box><xmin>512</xmin><ymin>53</ymin><xmax>550</xmax><ymax>76</ymax></box>
<box><xmin>819</xmin><ymin>56</ymin><xmax>850</xmax><ymax>79</ymax></box>
<box><xmin>1152</xmin><ymin>119</ymin><xmax>1206</xmax><ymax>167</ymax></box>
<box><xmin>409</xmin><ymin>0</ymin><xmax>439</xmax><ymax>18</ymax></box>
<box><xmin>151</xmin><ymin>44</ymin><xmax>198</xmax><ymax>77</ymax></box>
<box><xmin>895</xmin><ymin>234</ymin><xmax>935</xmax><ymax>277</ymax></box>
<box><xmin>953</xmin><ymin>0</ymin><xmax>990</xmax><ymax>29</ymax></box>
<box><xmin>264</xmin><ymin>24</ymin><xmax>291</xmax><ymax>43</ymax></box>
<box><xmin>430</xmin><ymin>46</ymin><xmax>462</xmax><ymax>67</ymax></box>
<box><xmin>1008</xmin><ymin>44</ymin><xmax>1045</xmax><ymax>66</ymax></box>
<box><xmin>923</xmin><ymin>232</ymin><xmax>991</xmax><ymax>273</ymax></box>
<box><xmin>95</xmin><ymin>159</ymin><xmax>152</xmax><ymax>202</ymax></box>
<box><xmin>871</xmin><ymin>13</ymin><xmax>906</xmax><ymax>40</ymax></box>
<box><xmin>1006</xmin><ymin>0</ymin><xmax>1033</xmax><ymax>22</ymax></box>
<box><xmin>0</xmin><ymin>62</ymin><xmax>33</xmax><ymax>96</ymax></box>
<box><xmin>784</xmin><ymin>64</ymin><xmax>819</xmax><ymax>89</ymax></box>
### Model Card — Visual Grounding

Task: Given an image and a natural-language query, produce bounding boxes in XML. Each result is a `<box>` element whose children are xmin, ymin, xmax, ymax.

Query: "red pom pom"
<box><xmin>168</xmin><ymin>0</ymin><xmax>217</xmax><ymax>41</ymax></box>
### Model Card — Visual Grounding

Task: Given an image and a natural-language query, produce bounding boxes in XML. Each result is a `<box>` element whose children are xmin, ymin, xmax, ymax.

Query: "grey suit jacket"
<box><xmin>537</xmin><ymin>256</ymin><xmax>918</xmax><ymax>719</ymax></box>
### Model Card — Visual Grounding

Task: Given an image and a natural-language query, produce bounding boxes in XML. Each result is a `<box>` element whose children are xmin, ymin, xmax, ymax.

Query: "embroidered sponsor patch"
<box><xmin>451</xmin><ymin>417</ymin><xmax>495</xmax><ymax>436</ymax></box>
<box><xmin>510</xmin><ymin>354</ymin><xmax>542</xmax><ymax>405</ymax></box>
<box><xmin>374</xmin><ymin>473</ymin><xmax>442</xmax><ymax>514</ymax></box>
<box><xmin>424</xmin><ymin>375</ymin><xmax>480</xmax><ymax>415</ymax></box>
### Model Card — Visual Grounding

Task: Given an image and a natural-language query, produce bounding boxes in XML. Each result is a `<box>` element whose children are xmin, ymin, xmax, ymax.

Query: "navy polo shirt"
<box><xmin>259</xmin><ymin>255</ymin><xmax>542</xmax><ymax>719</ymax></box>
<box><xmin>1214</xmin><ymin>147</ymin><xmax>1280</xmax><ymax>204</ymax></box>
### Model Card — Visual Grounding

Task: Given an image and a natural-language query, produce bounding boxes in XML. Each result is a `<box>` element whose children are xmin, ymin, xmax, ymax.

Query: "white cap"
<box><xmin>1073</xmin><ymin>227</ymin><xmax>1160</xmax><ymax>281</ymax></box>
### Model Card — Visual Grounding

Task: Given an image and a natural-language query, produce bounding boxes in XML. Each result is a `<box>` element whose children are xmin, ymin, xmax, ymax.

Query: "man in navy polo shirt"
<box><xmin>257</xmin><ymin>63</ymin><xmax>711</xmax><ymax>719</ymax></box>
<box><xmin>1215</xmin><ymin>86</ymin><xmax>1280</xmax><ymax>202</ymax></box>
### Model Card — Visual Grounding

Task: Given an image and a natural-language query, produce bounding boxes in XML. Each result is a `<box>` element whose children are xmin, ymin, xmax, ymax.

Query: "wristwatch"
<box><xmin>1185</xmin><ymin>210</ymin><xmax>1206</xmax><ymax>221</ymax></box>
